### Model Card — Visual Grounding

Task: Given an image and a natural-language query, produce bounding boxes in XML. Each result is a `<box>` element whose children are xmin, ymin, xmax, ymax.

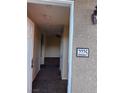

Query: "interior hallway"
<box><xmin>32</xmin><ymin>58</ymin><xmax>67</xmax><ymax>93</ymax></box>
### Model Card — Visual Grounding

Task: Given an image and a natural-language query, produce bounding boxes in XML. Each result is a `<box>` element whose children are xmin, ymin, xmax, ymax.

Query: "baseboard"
<box><xmin>32</xmin><ymin>69</ymin><xmax>40</xmax><ymax>81</ymax></box>
<box><xmin>61</xmin><ymin>73</ymin><xmax>68</xmax><ymax>80</ymax></box>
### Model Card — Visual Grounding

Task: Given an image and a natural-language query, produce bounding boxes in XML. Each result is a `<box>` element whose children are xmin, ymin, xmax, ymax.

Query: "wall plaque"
<box><xmin>76</xmin><ymin>48</ymin><xmax>89</xmax><ymax>57</ymax></box>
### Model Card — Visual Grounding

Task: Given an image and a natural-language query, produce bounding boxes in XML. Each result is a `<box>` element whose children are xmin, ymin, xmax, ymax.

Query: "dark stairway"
<box><xmin>32</xmin><ymin>58</ymin><xmax>67</xmax><ymax>93</ymax></box>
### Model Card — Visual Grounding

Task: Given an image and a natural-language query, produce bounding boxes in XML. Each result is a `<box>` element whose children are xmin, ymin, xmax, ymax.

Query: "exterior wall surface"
<box><xmin>72</xmin><ymin>0</ymin><xmax>97</xmax><ymax>93</ymax></box>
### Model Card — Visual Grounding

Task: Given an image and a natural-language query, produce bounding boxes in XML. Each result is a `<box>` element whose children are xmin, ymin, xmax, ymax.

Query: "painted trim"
<box><xmin>27</xmin><ymin>1</ymin><xmax>74</xmax><ymax>93</ymax></box>
<box><xmin>67</xmin><ymin>2</ymin><xmax>74</xmax><ymax>93</ymax></box>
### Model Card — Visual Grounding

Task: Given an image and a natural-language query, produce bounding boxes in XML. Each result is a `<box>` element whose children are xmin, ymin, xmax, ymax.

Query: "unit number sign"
<box><xmin>76</xmin><ymin>48</ymin><xmax>89</xmax><ymax>57</ymax></box>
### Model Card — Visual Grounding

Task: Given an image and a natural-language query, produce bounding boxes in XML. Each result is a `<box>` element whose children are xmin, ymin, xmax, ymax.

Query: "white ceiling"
<box><xmin>27</xmin><ymin>3</ymin><xmax>70</xmax><ymax>35</ymax></box>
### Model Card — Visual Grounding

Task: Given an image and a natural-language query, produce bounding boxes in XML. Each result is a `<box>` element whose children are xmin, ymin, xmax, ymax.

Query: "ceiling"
<box><xmin>27</xmin><ymin>3</ymin><xmax>70</xmax><ymax>35</ymax></box>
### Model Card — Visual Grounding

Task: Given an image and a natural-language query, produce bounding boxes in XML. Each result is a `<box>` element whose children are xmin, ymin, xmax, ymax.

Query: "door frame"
<box><xmin>27</xmin><ymin>0</ymin><xmax>74</xmax><ymax>93</ymax></box>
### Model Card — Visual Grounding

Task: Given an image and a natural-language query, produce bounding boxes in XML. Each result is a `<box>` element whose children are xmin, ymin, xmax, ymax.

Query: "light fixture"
<box><xmin>91</xmin><ymin>6</ymin><xmax>97</xmax><ymax>24</ymax></box>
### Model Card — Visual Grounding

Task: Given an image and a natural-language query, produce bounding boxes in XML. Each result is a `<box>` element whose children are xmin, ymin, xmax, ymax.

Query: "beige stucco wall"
<box><xmin>60</xmin><ymin>26</ymin><xmax>69</xmax><ymax>80</ymax></box>
<box><xmin>72</xmin><ymin>0</ymin><xmax>97</xmax><ymax>93</ymax></box>
<box><xmin>45</xmin><ymin>35</ymin><xmax>60</xmax><ymax>57</ymax></box>
<box><xmin>32</xmin><ymin>24</ymin><xmax>41</xmax><ymax>80</ymax></box>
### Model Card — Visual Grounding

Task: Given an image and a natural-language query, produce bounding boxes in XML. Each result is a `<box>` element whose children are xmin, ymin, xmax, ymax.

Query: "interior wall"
<box><xmin>45</xmin><ymin>35</ymin><xmax>60</xmax><ymax>57</ymax></box>
<box><xmin>60</xmin><ymin>26</ymin><xmax>69</xmax><ymax>80</ymax></box>
<box><xmin>72</xmin><ymin>0</ymin><xmax>97</xmax><ymax>93</ymax></box>
<box><xmin>40</xmin><ymin>33</ymin><xmax>46</xmax><ymax>65</ymax></box>
<box><xmin>27</xmin><ymin>17</ymin><xmax>34</xmax><ymax>93</ymax></box>
<box><xmin>32</xmin><ymin>23</ymin><xmax>41</xmax><ymax>80</ymax></box>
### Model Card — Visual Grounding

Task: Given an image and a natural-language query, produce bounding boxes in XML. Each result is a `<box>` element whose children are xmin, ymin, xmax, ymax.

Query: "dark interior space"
<box><xmin>32</xmin><ymin>58</ymin><xmax>67</xmax><ymax>93</ymax></box>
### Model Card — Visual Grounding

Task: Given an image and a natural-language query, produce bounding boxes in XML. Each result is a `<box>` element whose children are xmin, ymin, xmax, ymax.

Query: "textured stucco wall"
<box><xmin>72</xmin><ymin>0</ymin><xmax>97</xmax><ymax>93</ymax></box>
<box><xmin>33</xmin><ymin>25</ymin><xmax>41</xmax><ymax>80</ymax></box>
<box><xmin>60</xmin><ymin>26</ymin><xmax>69</xmax><ymax>80</ymax></box>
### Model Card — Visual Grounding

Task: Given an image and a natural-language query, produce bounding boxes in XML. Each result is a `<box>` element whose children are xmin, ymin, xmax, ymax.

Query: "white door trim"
<box><xmin>67</xmin><ymin>2</ymin><xmax>74</xmax><ymax>93</ymax></box>
<box><xmin>27</xmin><ymin>0</ymin><xmax>74</xmax><ymax>93</ymax></box>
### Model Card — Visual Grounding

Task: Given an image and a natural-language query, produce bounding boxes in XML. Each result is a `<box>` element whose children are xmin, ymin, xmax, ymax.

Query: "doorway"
<box><xmin>27</xmin><ymin>1</ymin><xmax>74</xmax><ymax>93</ymax></box>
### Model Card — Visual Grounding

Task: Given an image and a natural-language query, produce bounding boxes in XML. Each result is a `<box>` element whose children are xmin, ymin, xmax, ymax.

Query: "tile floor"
<box><xmin>32</xmin><ymin>58</ymin><xmax>67</xmax><ymax>93</ymax></box>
